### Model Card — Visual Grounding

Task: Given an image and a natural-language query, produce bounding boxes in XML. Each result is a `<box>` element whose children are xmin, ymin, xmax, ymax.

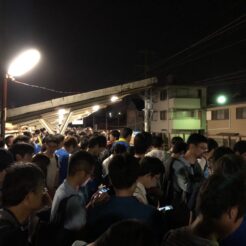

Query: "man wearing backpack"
<box><xmin>50</xmin><ymin>151</ymin><xmax>95</xmax><ymax>244</ymax></box>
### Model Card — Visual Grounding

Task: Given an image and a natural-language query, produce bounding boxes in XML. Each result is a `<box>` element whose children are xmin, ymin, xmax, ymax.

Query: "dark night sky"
<box><xmin>1</xmin><ymin>0</ymin><xmax>246</xmax><ymax>107</ymax></box>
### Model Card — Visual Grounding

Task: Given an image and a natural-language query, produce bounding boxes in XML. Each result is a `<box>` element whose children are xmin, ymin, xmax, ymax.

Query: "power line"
<box><xmin>10</xmin><ymin>79</ymin><xmax>81</xmax><ymax>94</ymax></box>
<box><xmin>153</xmin><ymin>38</ymin><xmax>246</xmax><ymax>75</ymax></box>
<box><xmin>192</xmin><ymin>69</ymin><xmax>246</xmax><ymax>84</ymax></box>
<box><xmin>148</xmin><ymin>14</ymin><xmax>246</xmax><ymax>73</ymax></box>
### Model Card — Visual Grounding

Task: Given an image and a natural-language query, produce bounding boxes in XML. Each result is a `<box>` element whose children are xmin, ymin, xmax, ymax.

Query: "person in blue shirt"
<box><xmin>56</xmin><ymin>136</ymin><xmax>78</xmax><ymax>184</ymax></box>
<box><xmin>86</xmin><ymin>153</ymin><xmax>167</xmax><ymax>243</ymax></box>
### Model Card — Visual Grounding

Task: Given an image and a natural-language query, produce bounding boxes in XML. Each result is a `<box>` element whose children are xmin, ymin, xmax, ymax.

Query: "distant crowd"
<box><xmin>0</xmin><ymin>127</ymin><xmax>246</xmax><ymax>246</ymax></box>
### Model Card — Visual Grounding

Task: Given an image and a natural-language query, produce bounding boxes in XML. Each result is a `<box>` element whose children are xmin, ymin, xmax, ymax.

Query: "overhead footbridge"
<box><xmin>6</xmin><ymin>77</ymin><xmax>157</xmax><ymax>134</ymax></box>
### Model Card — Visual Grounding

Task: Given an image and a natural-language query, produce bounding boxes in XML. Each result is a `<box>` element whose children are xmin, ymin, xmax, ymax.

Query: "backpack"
<box><xmin>161</xmin><ymin>157</ymin><xmax>177</xmax><ymax>205</ymax></box>
<box><xmin>32</xmin><ymin>195</ymin><xmax>76</xmax><ymax>246</ymax></box>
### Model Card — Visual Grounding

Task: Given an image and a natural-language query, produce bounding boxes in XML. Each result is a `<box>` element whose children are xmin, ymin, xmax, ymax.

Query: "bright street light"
<box><xmin>110</xmin><ymin>95</ymin><xmax>119</xmax><ymax>102</ymax></box>
<box><xmin>8</xmin><ymin>49</ymin><xmax>41</xmax><ymax>77</ymax></box>
<box><xmin>1</xmin><ymin>48</ymin><xmax>40</xmax><ymax>139</ymax></box>
<box><xmin>216</xmin><ymin>95</ymin><xmax>227</xmax><ymax>105</ymax></box>
<box><xmin>92</xmin><ymin>105</ymin><xmax>100</xmax><ymax>112</ymax></box>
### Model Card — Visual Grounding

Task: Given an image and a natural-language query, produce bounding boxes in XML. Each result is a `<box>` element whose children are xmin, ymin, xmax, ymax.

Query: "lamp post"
<box><xmin>1</xmin><ymin>49</ymin><xmax>40</xmax><ymax>139</ymax></box>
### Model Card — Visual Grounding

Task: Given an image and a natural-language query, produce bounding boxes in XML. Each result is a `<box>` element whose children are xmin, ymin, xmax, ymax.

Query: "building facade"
<box><xmin>150</xmin><ymin>85</ymin><xmax>207</xmax><ymax>141</ymax></box>
<box><xmin>206</xmin><ymin>102</ymin><xmax>246</xmax><ymax>147</ymax></box>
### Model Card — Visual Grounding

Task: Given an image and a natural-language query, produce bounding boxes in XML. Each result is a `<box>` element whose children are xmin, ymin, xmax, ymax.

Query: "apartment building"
<box><xmin>206</xmin><ymin>102</ymin><xmax>246</xmax><ymax>147</ymax></box>
<box><xmin>150</xmin><ymin>85</ymin><xmax>207</xmax><ymax>141</ymax></box>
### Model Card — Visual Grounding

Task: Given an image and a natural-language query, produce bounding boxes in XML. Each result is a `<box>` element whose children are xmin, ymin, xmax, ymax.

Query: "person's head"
<box><xmin>93</xmin><ymin>219</ymin><xmax>157</xmax><ymax>246</ymax></box>
<box><xmin>10</xmin><ymin>143</ymin><xmax>34</xmax><ymax>162</ymax></box>
<box><xmin>23</xmin><ymin>131</ymin><xmax>32</xmax><ymax>139</ymax></box>
<box><xmin>138</xmin><ymin>157</ymin><xmax>164</xmax><ymax>188</ymax></box>
<box><xmin>68</xmin><ymin>151</ymin><xmax>95</xmax><ymax>185</ymax></box>
<box><xmin>64</xmin><ymin>136</ymin><xmax>78</xmax><ymax>154</ymax></box>
<box><xmin>204</xmin><ymin>138</ymin><xmax>219</xmax><ymax>160</ymax></box>
<box><xmin>212</xmin><ymin>154</ymin><xmax>246</xmax><ymax>176</ymax></box>
<box><xmin>2</xmin><ymin>163</ymin><xmax>46</xmax><ymax>212</ymax></box>
<box><xmin>187</xmin><ymin>133</ymin><xmax>208</xmax><ymax>158</ymax></box>
<box><xmin>233</xmin><ymin>141</ymin><xmax>246</xmax><ymax>160</ymax></box>
<box><xmin>109</xmin><ymin>130</ymin><xmax>120</xmax><ymax>142</ymax></box>
<box><xmin>170</xmin><ymin>136</ymin><xmax>184</xmax><ymax>148</ymax></box>
<box><xmin>44</xmin><ymin>134</ymin><xmax>59</xmax><ymax>154</ymax></box>
<box><xmin>120</xmin><ymin>127</ymin><xmax>133</xmax><ymax>143</ymax></box>
<box><xmin>208</xmin><ymin>147</ymin><xmax>234</xmax><ymax>176</ymax></box>
<box><xmin>80</xmin><ymin>136</ymin><xmax>89</xmax><ymax>151</ymax></box>
<box><xmin>108</xmin><ymin>154</ymin><xmax>140</xmax><ymax>193</ymax></box>
<box><xmin>212</xmin><ymin>146</ymin><xmax>234</xmax><ymax>163</ymax></box>
<box><xmin>196</xmin><ymin>173</ymin><xmax>246</xmax><ymax>239</ymax></box>
<box><xmin>151</xmin><ymin>135</ymin><xmax>164</xmax><ymax>149</ymax></box>
<box><xmin>88</xmin><ymin>136</ymin><xmax>105</xmax><ymax>156</ymax></box>
<box><xmin>5</xmin><ymin>135</ymin><xmax>14</xmax><ymax>148</ymax></box>
<box><xmin>97</xmin><ymin>135</ymin><xmax>107</xmax><ymax>152</ymax></box>
<box><xmin>32</xmin><ymin>153</ymin><xmax>50</xmax><ymax>177</ymax></box>
<box><xmin>55</xmin><ymin>134</ymin><xmax>65</xmax><ymax>149</ymax></box>
<box><xmin>112</xmin><ymin>143</ymin><xmax>127</xmax><ymax>155</ymax></box>
<box><xmin>172</xmin><ymin>141</ymin><xmax>188</xmax><ymax>156</ymax></box>
<box><xmin>134</xmin><ymin>132</ymin><xmax>152</xmax><ymax>155</ymax></box>
<box><xmin>13</xmin><ymin>134</ymin><xmax>31</xmax><ymax>145</ymax></box>
<box><xmin>0</xmin><ymin>149</ymin><xmax>14</xmax><ymax>183</ymax></box>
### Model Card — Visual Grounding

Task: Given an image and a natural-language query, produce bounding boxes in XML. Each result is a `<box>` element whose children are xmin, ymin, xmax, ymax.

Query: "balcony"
<box><xmin>168</xmin><ymin>98</ymin><xmax>201</xmax><ymax>109</ymax></box>
<box><xmin>171</xmin><ymin>118</ymin><xmax>201</xmax><ymax>130</ymax></box>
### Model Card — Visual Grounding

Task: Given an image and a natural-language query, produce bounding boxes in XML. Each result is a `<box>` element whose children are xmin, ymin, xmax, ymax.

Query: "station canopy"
<box><xmin>7</xmin><ymin>77</ymin><xmax>157</xmax><ymax>134</ymax></box>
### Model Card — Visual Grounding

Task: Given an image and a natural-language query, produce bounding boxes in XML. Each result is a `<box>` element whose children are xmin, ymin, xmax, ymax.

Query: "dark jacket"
<box><xmin>0</xmin><ymin>208</ymin><xmax>29</xmax><ymax>246</ymax></box>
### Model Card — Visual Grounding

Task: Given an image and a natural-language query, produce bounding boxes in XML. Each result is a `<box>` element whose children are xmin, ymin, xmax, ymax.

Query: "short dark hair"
<box><xmin>172</xmin><ymin>141</ymin><xmax>188</xmax><ymax>154</ymax></box>
<box><xmin>97</xmin><ymin>135</ymin><xmax>107</xmax><ymax>148</ymax></box>
<box><xmin>0</xmin><ymin>149</ymin><xmax>14</xmax><ymax>171</ymax></box>
<box><xmin>171</xmin><ymin>136</ymin><xmax>184</xmax><ymax>145</ymax></box>
<box><xmin>108</xmin><ymin>154</ymin><xmax>140</xmax><ymax>189</ymax></box>
<box><xmin>112</xmin><ymin>143</ymin><xmax>127</xmax><ymax>154</ymax></box>
<box><xmin>10</xmin><ymin>143</ymin><xmax>34</xmax><ymax>161</ymax></box>
<box><xmin>13</xmin><ymin>135</ymin><xmax>30</xmax><ymax>145</ymax></box>
<box><xmin>95</xmin><ymin>219</ymin><xmax>157</xmax><ymax>246</ymax></box>
<box><xmin>120</xmin><ymin>128</ymin><xmax>133</xmax><ymax>139</ymax></box>
<box><xmin>44</xmin><ymin>134</ymin><xmax>59</xmax><ymax>145</ymax></box>
<box><xmin>187</xmin><ymin>133</ymin><xmax>207</xmax><ymax>146</ymax></box>
<box><xmin>212</xmin><ymin>146</ymin><xmax>234</xmax><ymax>163</ymax></box>
<box><xmin>139</xmin><ymin>157</ymin><xmax>164</xmax><ymax>177</ymax></box>
<box><xmin>88</xmin><ymin>136</ymin><xmax>100</xmax><ymax>148</ymax></box>
<box><xmin>110</xmin><ymin>130</ymin><xmax>120</xmax><ymax>140</ymax></box>
<box><xmin>32</xmin><ymin>153</ymin><xmax>50</xmax><ymax>177</ymax></box>
<box><xmin>196</xmin><ymin>173</ymin><xmax>246</xmax><ymax>220</ymax></box>
<box><xmin>134</xmin><ymin>132</ymin><xmax>152</xmax><ymax>155</ymax></box>
<box><xmin>233</xmin><ymin>141</ymin><xmax>246</xmax><ymax>155</ymax></box>
<box><xmin>2</xmin><ymin>163</ymin><xmax>45</xmax><ymax>207</ymax></box>
<box><xmin>152</xmin><ymin>136</ymin><xmax>164</xmax><ymax>148</ymax></box>
<box><xmin>80</xmin><ymin>136</ymin><xmax>89</xmax><ymax>150</ymax></box>
<box><xmin>68</xmin><ymin>151</ymin><xmax>95</xmax><ymax>176</ymax></box>
<box><xmin>213</xmin><ymin>154</ymin><xmax>246</xmax><ymax>176</ymax></box>
<box><xmin>64</xmin><ymin>136</ymin><xmax>78</xmax><ymax>149</ymax></box>
<box><xmin>207</xmin><ymin>138</ymin><xmax>219</xmax><ymax>152</ymax></box>
<box><xmin>55</xmin><ymin>134</ymin><xmax>65</xmax><ymax>144</ymax></box>
<box><xmin>23</xmin><ymin>131</ymin><xmax>32</xmax><ymax>139</ymax></box>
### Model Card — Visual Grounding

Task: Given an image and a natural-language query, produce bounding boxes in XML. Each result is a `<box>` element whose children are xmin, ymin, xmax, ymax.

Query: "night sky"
<box><xmin>1</xmin><ymin>0</ymin><xmax>246</xmax><ymax>107</ymax></box>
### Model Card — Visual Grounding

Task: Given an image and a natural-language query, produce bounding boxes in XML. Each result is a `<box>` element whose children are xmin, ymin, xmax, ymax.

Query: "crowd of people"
<box><xmin>0</xmin><ymin>126</ymin><xmax>246</xmax><ymax>246</ymax></box>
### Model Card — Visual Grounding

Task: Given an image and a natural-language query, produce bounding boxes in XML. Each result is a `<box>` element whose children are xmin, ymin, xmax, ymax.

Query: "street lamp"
<box><xmin>1</xmin><ymin>49</ymin><xmax>40</xmax><ymax>139</ymax></box>
<box><xmin>216</xmin><ymin>95</ymin><xmax>227</xmax><ymax>105</ymax></box>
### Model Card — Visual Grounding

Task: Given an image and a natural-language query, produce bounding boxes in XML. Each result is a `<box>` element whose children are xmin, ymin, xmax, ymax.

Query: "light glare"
<box><xmin>92</xmin><ymin>105</ymin><xmax>100</xmax><ymax>111</ymax></box>
<box><xmin>8</xmin><ymin>49</ymin><xmax>41</xmax><ymax>77</ymax></box>
<box><xmin>217</xmin><ymin>95</ymin><xmax>227</xmax><ymax>105</ymax></box>
<box><xmin>111</xmin><ymin>95</ymin><xmax>119</xmax><ymax>102</ymax></box>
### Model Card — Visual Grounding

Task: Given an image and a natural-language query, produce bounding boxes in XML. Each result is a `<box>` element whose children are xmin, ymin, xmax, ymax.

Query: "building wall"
<box><xmin>151</xmin><ymin>86</ymin><xmax>206</xmax><ymax>134</ymax></box>
<box><xmin>207</xmin><ymin>103</ymin><xmax>246</xmax><ymax>137</ymax></box>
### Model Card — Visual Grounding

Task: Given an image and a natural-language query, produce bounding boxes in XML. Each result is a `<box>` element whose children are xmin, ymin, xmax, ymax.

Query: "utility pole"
<box><xmin>138</xmin><ymin>50</ymin><xmax>154</xmax><ymax>133</ymax></box>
